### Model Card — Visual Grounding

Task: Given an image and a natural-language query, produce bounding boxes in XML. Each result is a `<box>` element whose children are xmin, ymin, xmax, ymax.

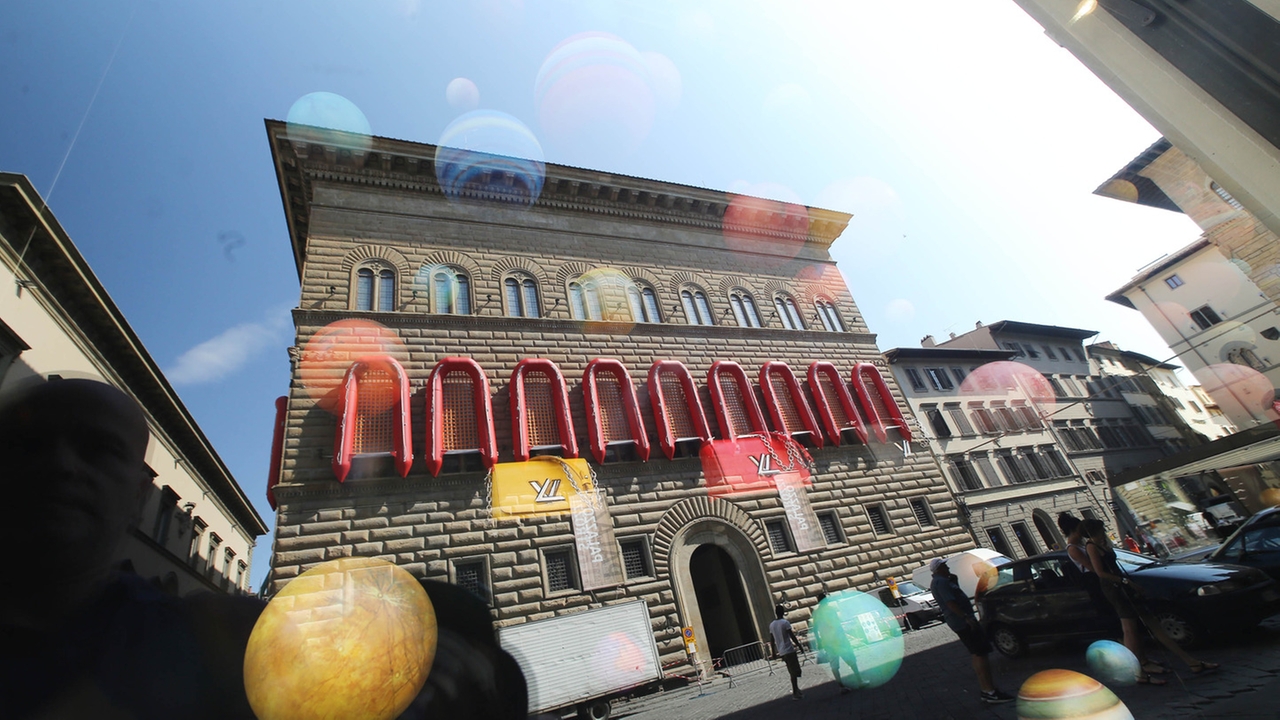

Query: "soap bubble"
<box><xmin>244</xmin><ymin>558</ymin><xmax>436</xmax><ymax>720</ymax></box>
<box><xmin>589</xmin><ymin>631</ymin><xmax>649</xmax><ymax>689</ymax></box>
<box><xmin>569</xmin><ymin>267</ymin><xmax>638</xmax><ymax>331</ymax></box>
<box><xmin>535</xmin><ymin>31</ymin><xmax>656</xmax><ymax>164</ymax></box>
<box><xmin>435</xmin><ymin>110</ymin><xmax>545</xmax><ymax>207</ymax></box>
<box><xmin>1016</xmin><ymin>669</ymin><xmax>1133</xmax><ymax>720</ymax></box>
<box><xmin>445</xmin><ymin>77</ymin><xmax>480</xmax><ymax>111</ymax></box>
<box><xmin>286</xmin><ymin>92</ymin><xmax>373</xmax><ymax>152</ymax></box>
<box><xmin>297</xmin><ymin>319</ymin><xmax>407</xmax><ymax>414</ymax></box>
<box><xmin>960</xmin><ymin>361</ymin><xmax>1056</xmax><ymax>404</ymax></box>
<box><xmin>809</xmin><ymin>590</ymin><xmax>904</xmax><ymax>689</ymax></box>
<box><xmin>1085</xmin><ymin>640</ymin><xmax>1140</xmax><ymax>687</ymax></box>
<box><xmin>1195</xmin><ymin>363</ymin><xmax>1274</xmax><ymax>416</ymax></box>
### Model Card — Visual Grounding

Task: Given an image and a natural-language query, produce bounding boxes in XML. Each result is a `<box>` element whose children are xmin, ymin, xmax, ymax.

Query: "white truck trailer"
<box><xmin>498</xmin><ymin>600</ymin><xmax>664</xmax><ymax>719</ymax></box>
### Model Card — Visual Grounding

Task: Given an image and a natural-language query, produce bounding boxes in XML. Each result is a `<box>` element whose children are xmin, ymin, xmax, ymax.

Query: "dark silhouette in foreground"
<box><xmin>0</xmin><ymin>379</ymin><xmax>261</xmax><ymax>719</ymax></box>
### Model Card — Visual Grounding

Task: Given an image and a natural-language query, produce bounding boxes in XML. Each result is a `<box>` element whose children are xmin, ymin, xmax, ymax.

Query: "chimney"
<box><xmin>949</xmin><ymin>332</ymin><xmax>957</xmax><ymax>339</ymax></box>
<box><xmin>975</xmin><ymin>320</ymin><xmax>984</xmax><ymax>329</ymax></box>
<box><xmin>921</xmin><ymin>335</ymin><xmax>936</xmax><ymax>348</ymax></box>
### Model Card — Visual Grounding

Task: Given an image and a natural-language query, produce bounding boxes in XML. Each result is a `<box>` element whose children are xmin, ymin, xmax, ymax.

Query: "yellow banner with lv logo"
<box><xmin>490</xmin><ymin>457</ymin><xmax>595</xmax><ymax>518</ymax></box>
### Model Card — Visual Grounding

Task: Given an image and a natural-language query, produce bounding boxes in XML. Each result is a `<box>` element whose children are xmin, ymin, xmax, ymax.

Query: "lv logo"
<box><xmin>530</xmin><ymin>478</ymin><xmax>566</xmax><ymax>503</ymax></box>
<box><xmin>748</xmin><ymin>453</ymin><xmax>779</xmax><ymax>476</ymax></box>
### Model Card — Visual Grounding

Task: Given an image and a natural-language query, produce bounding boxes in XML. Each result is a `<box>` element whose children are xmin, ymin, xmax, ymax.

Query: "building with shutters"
<box><xmin>0</xmin><ymin>173</ymin><xmax>267</xmax><ymax>596</ymax></box>
<box><xmin>262</xmin><ymin>120</ymin><xmax>975</xmax><ymax>671</ymax></box>
<box><xmin>883</xmin><ymin>346</ymin><xmax>1109</xmax><ymax>558</ymax></box>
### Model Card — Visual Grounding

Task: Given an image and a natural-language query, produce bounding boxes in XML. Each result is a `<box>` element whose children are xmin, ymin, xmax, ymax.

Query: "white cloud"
<box><xmin>166</xmin><ymin>307</ymin><xmax>291</xmax><ymax>386</ymax></box>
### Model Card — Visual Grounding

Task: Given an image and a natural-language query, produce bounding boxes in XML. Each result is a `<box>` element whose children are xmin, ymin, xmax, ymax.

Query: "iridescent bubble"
<box><xmin>722</xmin><ymin>182</ymin><xmax>810</xmax><ymax>269</ymax></box>
<box><xmin>244</xmin><ymin>558</ymin><xmax>437</xmax><ymax>720</ymax></box>
<box><xmin>435</xmin><ymin>110</ymin><xmax>545</xmax><ymax>207</ymax></box>
<box><xmin>286</xmin><ymin>92</ymin><xmax>373</xmax><ymax>151</ymax></box>
<box><xmin>641</xmin><ymin>51</ymin><xmax>682</xmax><ymax>113</ymax></box>
<box><xmin>297</xmin><ymin>319</ymin><xmax>407</xmax><ymax>414</ymax></box>
<box><xmin>1016</xmin><ymin>669</ymin><xmax>1133</xmax><ymax>720</ymax></box>
<box><xmin>1195</xmin><ymin>363</ymin><xmax>1275</xmax><ymax>415</ymax></box>
<box><xmin>1085</xmin><ymin>640</ymin><xmax>1140</xmax><ymax>687</ymax></box>
<box><xmin>445</xmin><ymin>77</ymin><xmax>480</xmax><ymax>111</ymax></box>
<box><xmin>535</xmin><ymin>32</ymin><xmax>656</xmax><ymax>164</ymax></box>
<box><xmin>569</xmin><ymin>267</ymin><xmax>638</xmax><ymax>331</ymax></box>
<box><xmin>960</xmin><ymin>361</ymin><xmax>1056</xmax><ymax>404</ymax></box>
<box><xmin>810</xmin><ymin>591</ymin><xmax>904</xmax><ymax>689</ymax></box>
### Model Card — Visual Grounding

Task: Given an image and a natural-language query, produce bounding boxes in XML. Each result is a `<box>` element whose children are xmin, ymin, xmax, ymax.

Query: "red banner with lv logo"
<box><xmin>699</xmin><ymin>432</ymin><xmax>812</xmax><ymax>498</ymax></box>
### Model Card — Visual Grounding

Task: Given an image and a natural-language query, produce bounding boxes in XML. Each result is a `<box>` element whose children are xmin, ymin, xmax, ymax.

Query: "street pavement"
<box><xmin>613</xmin><ymin>616</ymin><xmax>1280</xmax><ymax>719</ymax></box>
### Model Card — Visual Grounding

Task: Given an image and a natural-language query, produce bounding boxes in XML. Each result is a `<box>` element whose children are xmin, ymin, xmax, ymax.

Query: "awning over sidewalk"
<box><xmin>1109</xmin><ymin>423</ymin><xmax>1280</xmax><ymax>485</ymax></box>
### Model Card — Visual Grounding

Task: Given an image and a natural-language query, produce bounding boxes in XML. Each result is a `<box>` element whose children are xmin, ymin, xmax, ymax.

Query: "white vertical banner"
<box><xmin>777</xmin><ymin>476</ymin><xmax>825</xmax><ymax>552</ymax></box>
<box><xmin>570</xmin><ymin>490</ymin><xmax>625</xmax><ymax>590</ymax></box>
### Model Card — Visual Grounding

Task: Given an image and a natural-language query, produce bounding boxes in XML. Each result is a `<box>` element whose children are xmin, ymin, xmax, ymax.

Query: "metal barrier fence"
<box><xmin>714</xmin><ymin>641</ymin><xmax>775</xmax><ymax>687</ymax></box>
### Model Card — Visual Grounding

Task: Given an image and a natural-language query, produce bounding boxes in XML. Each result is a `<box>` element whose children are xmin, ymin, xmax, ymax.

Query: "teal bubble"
<box><xmin>1085</xmin><ymin>640</ymin><xmax>1140</xmax><ymax>687</ymax></box>
<box><xmin>434</xmin><ymin>110</ymin><xmax>545</xmax><ymax>207</ymax></box>
<box><xmin>286</xmin><ymin>92</ymin><xmax>373</xmax><ymax>150</ymax></box>
<box><xmin>811</xmin><ymin>591</ymin><xmax>904</xmax><ymax>689</ymax></box>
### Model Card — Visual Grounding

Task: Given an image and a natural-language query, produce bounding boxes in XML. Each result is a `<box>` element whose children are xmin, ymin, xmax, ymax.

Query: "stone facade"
<box><xmin>264</xmin><ymin>121</ymin><xmax>973</xmax><ymax>670</ymax></box>
<box><xmin>883</xmin><ymin>346</ymin><xmax>1110</xmax><ymax>559</ymax></box>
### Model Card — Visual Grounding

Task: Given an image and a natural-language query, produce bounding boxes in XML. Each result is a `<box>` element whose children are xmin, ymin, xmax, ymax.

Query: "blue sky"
<box><xmin>0</xmin><ymin>0</ymin><xmax>1201</xmax><ymax>589</ymax></box>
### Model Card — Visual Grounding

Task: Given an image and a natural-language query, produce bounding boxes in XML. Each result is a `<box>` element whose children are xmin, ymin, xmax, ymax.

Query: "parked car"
<box><xmin>880</xmin><ymin>580</ymin><xmax>944</xmax><ymax>629</ymax></box>
<box><xmin>978</xmin><ymin>549</ymin><xmax>1280</xmax><ymax>658</ymax></box>
<box><xmin>1202</xmin><ymin>506</ymin><xmax>1280</xmax><ymax>581</ymax></box>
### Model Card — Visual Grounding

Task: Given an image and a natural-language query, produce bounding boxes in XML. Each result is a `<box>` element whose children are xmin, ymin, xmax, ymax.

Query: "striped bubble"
<box><xmin>286</xmin><ymin>92</ymin><xmax>373</xmax><ymax>152</ymax></box>
<box><xmin>434</xmin><ymin>110</ymin><xmax>545</xmax><ymax>208</ymax></box>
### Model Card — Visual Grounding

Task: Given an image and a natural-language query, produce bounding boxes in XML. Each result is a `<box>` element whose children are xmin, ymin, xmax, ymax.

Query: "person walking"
<box><xmin>768</xmin><ymin>604</ymin><xmax>804</xmax><ymax>700</ymax></box>
<box><xmin>1080</xmin><ymin>519</ymin><xmax>1220</xmax><ymax>683</ymax></box>
<box><xmin>928</xmin><ymin>558</ymin><xmax>1015</xmax><ymax>705</ymax></box>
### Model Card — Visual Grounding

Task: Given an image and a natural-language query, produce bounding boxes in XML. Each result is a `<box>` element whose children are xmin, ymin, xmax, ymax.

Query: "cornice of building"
<box><xmin>266</xmin><ymin>120</ymin><xmax>852</xmax><ymax>283</ymax></box>
<box><xmin>292</xmin><ymin>307</ymin><xmax>881</xmax><ymax>349</ymax></box>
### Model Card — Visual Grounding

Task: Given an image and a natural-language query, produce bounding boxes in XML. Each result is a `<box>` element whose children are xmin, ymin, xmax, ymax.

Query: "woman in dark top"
<box><xmin>1080</xmin><ymin>519</ymin><xmax>1219</xmax><ymax>684</ymax></box>
<box><xmin>1058</xmin><ymin>514</ymin><xmax>1109</xmax><ymax>615</ymax></box>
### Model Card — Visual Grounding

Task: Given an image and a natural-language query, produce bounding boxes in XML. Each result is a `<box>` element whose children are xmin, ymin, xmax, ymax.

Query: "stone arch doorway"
<box><xmin>667</xmin><ymin>518</ymin><xmax>774</xmax><ymax>669</ymax></box>
<box><xmin>689</xmin><ymin>544</ymin><xmax>757</xmax><ymax>659</ymax></box>
<box><xmin>1032</xmin><ymin>509</ymin><xmax>1063</xmax><ymax>550</ymax></box>
<box><xmin>651</xmin><ymin>497</ymin><xmax>775</xmax><ymax>671</ymax></box>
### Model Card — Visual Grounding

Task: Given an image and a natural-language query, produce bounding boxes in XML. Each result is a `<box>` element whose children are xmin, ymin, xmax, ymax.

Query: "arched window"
<box><xmin>814</xmin><ymin>298</ymin><xmax>845</xmax><ymax>332</ymax></box>
<box><xmin>429</xmin><ymin>267</ymin><xmax>471</xmax><ymax>315</ymax></box>
<box><xmin>680</xmin><ymin>287</ymin><xmax>715</xmax><ymax>326</ymax></box>
<box><xmin>627</xmin><ymin>284</ymin><xmax>662</xmax><ymax>323</ymax></box>
<box><xmin>568</xmin><ymin>278</ymin><xmax>605</xmax><ymax>320</ymax></box>
<box><xmin>354</xmin><ymin>264</ymin><xmax>397</xmax><ymax>311</ymax></box>
<box><xmin>728</xmin><ymin>289</ymin><xmax>762</xmax><ymax>328</ymax></box>
<box><xmin>504</xmin><ymin>274</ymin><xmax>541</xmax><ymax>318</ymax></box>
<box><xmin>773</xmin><ymin>294</ymin><xmax>805</xmax><ymax>330</ymax></box>
<box><xmin>850</xmin><ymin>362</ymin><xmax>913</xmax><ymax>443</ymax></box>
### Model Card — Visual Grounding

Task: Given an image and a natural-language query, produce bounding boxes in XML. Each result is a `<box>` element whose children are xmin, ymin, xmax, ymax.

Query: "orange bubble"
<box><xmin>722</xmin><ymin>183</ymin><xmax>810</xmax><ymax>269</ymax></box>
<box><xmin>1260</xmin><ymin>488</ymin><xmax>1280</xmax><ymax>507</ymax></box>
<box><xmin>244</xmin><ymin>558</ymin><xmax>436</xmax><ymax>720</ymax></box>
<box><xmin>959</xmin><ymin>361</ymin><xmax>1055</xmax><ymax>403</ymax></box>
<box><xmin>298</xmin><ymin>319</ymin><xmax>407</xmax><ymax>414</ymax></box>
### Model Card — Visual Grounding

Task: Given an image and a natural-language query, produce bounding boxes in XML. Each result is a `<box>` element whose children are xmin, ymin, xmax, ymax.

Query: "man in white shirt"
<box><xmin>768</xmin><ymin>603</ymin><xmax>803</xmax><ymax>700</ymax></box>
